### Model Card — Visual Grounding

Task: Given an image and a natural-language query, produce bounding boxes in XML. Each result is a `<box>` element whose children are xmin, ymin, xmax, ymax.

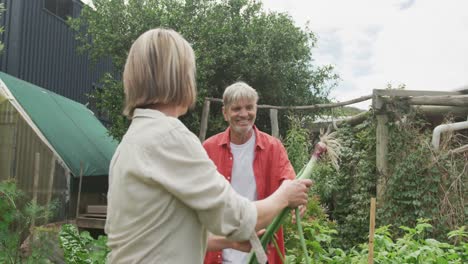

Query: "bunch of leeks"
<box><xmin>249</xmin><ymin>130</ymin><xmax>341</xmax><ymax>264</ymax></box>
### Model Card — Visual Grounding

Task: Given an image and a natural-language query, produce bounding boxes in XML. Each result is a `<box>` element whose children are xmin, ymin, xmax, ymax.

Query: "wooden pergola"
<box><xmin>198</xmin><ymin>89</ymin><xmax>468</xmax><ymax>203</ymax></box>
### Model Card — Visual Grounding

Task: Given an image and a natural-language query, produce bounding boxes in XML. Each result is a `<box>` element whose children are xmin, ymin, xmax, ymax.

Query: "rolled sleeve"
<box><xmin>198</xmin><ymin>192</ymin><xmax>257</xmax><ymax>241</ymax></box>
<box><xmin>229</xmin><ymin>199</ymin><xmax>256</xmax><ymax>240</ymax></box>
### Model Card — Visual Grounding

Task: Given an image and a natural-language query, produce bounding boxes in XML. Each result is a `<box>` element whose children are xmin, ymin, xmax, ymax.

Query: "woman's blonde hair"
<box><xmin>223</xmin><ymin>82</ymin><xmax>258</xmax><ymax>109</ymax></box>
<box><xmin>123</xmin><ymin>28</ymin><xmax>196</xmax><ymax>118</ymax></box>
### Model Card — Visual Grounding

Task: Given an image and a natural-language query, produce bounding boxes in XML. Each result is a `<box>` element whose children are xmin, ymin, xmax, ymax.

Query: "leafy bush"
<box><xmin>330</xmin><ymin>219</ymin><xmax>467</xmax><ymax>264</ymax></box>
<box><xmin>381</xmin><ymin>111</ymin><xmax>467</xmax><ymax>238</ymax></box>
<box><xmin>285</xmin><ymin>218</ymin><xmax>467</xmax><ymax>263</ymax></box>
<box><xmin>0</xmin><ymin>180</ymin><xmax>57</xmax><ymax>263</ymax></box>
<box><xmin>290</xmin><ymin>117</ymin><xmax>377</xmax><ymax>249</ymax></box>
<box><xmin>283</xmin><ymin>195</ymin><xmax>338</xmax><ymax>264</ymax></box>
<box><xmin>59</xmin><ymin>224</ymin><xmax>109</xmax><ymax>264</ymax></box>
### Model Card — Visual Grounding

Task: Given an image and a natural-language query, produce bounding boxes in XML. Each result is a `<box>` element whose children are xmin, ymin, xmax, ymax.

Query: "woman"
<box><xmin>105</xmin><ymin>28</ymin><xmax>312</xmax><ymax>264</ymax></box>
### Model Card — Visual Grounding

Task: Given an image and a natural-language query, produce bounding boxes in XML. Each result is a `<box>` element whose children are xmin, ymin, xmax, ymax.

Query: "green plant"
<box><xmin>315</xmin><ymin>120</ymin><xmax>377</xmax><ymax>249</ymax></box>
<box><xmin>379</xmin><ymin>110</ymin><xmax>467</xmax><ymax>240</ymax></box>
<box><xmin>59</xmin><ymin>224</ymin><xmax>109</xmax><ymax>264</ymax></box>
<box><xmin>352</xmin><ymin>219</ymin><xmax>467</xmax><ymax>263</ymax></box>
<box><xmin>284</xmin><ymin>115</ymin><xmax>312</xmax><ymax>172</ymax></box>
<box><xmin>284</xmin><ymin>196</ymin><xmax>338</xmax><ymax>264</ymax></box>
<box><xmin>285</xmin><ymin>218</ymin><xmax>467</xmax><ymax>263</ymax></box>
<box><xmin>0</xmin><ymin>180</ymin><xmax>57</xmax><ymax>263</ymax></box>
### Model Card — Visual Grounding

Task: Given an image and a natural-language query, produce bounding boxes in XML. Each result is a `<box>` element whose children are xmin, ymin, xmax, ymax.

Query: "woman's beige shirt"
<box><xmin>105</xmin><ymin>109</ymin><xmax>257</xmax><ymax>263</ymax></box>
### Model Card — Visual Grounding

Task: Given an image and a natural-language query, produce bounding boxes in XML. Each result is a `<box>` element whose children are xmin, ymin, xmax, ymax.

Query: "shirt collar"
<box><xmin>219</xmin><ymin>126</ymin><xmax>265</xmax><ymax>150</ymax></box>
<box><xmin>132</xmin><ymin>108</ymin><xmax>166</xmax><ymax>119</ymax></box>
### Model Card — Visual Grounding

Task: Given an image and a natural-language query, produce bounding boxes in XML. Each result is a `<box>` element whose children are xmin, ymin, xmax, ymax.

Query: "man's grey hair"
<box><xmin>223</xmin><ymin>82</ymin><xmax>259</xmax><ymax>109</ymax></box>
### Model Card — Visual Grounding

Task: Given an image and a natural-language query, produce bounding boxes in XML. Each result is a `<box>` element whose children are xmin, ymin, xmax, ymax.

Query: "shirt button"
<box><xmin>229</xmin><ymin>157</ymin><xmax>232</xmax><ymax>160</ymax></box>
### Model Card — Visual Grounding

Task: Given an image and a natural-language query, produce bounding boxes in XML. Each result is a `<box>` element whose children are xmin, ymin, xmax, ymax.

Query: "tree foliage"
<box><xmin>0</xmin><ymin>3</ymin><xmax>5</xmax><ymax>54</ymax></box>
<box><xmin>69</xmin><ymin>0</ymin><xmax>338</xmax><ymax>140</ymax></box>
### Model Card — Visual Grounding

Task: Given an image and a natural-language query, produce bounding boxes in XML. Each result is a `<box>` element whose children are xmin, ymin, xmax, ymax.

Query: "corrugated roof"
<box><xmin>0</xmin><ymin>71</ymin><xmax>117</xmax><ymax>177</ymax></box>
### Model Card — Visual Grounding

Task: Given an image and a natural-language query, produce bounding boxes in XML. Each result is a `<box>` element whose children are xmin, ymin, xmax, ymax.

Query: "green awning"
<box><xmin>0</xmin><ymin>71</ymin><xmax>117</xmax><ymax>177</ymax></box>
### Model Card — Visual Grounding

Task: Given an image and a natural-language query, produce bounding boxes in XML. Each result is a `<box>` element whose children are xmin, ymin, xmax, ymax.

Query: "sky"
<box><xmin>261</xmin><ymin>0</ymin><xmax>468</xmax><ymax>109</ymax></box>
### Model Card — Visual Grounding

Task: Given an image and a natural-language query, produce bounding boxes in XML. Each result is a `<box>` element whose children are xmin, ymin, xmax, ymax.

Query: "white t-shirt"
<box><xmin>223</xmin><ymin>133</ymin><xmax>257</xmax><ymax>264</ymax></box>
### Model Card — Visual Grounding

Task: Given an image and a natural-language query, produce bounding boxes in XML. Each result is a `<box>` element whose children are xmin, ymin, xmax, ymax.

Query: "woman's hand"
<box><xmin>231</xmin><ymin>229</ymin><xmax>266</xmax><ymax>252</ymax></box>
<box><xmin>207</xmin><ymin>230</ymin><xmax>266</xmax><ymax>252</ymax></box>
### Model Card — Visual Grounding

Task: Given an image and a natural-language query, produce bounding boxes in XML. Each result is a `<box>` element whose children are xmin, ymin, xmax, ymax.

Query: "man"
<box><xmin>203</xmin><ymin>82</ymin><xmax>299</xmax><ymax>264</ymax></box>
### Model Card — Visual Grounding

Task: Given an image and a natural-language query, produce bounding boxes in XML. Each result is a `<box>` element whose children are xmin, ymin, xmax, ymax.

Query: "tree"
<box><xmin>0</xmin><ymin>3</ymin><xmax>5</xmax><ymax>54</ymax></box>
<box><xmin>69</xmin><ymin>0</ymin><xmax>338</xmax><ymax>140</ymax></box>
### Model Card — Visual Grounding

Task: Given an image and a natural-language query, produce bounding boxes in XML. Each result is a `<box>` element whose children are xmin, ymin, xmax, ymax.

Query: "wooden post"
<box><xmin>32</xmin><ymin>153</ymin><xmax>40</xmax><ymax>204</ymax></box>
<box><xmin>75</xmin><ymin>162</ymin><xmax>84</xmax><ymax>218</ymax></box>
<box><xmin>368</xmin><ymin>198</ymin><xmax>376</xmax><ymax>264</ymax></box>
<box><xmin>270</xmin><ymin>109</ymin><xmax>279</xmax><ymax>138</ymax></box>
<box><xmin>45</xmin><ymin>155</ymin><xmax>56</xmax><ymax>222</ymax></box>
<box><xmin>199</xmin><ymin>98</ymin><xmax>211</xmax><ymax>142</ymax></box>
<box><xmin>30</xmin><ymin>152</ymin><xmax>40</xmax><ymax>243</ymax></box>
<box><xmin>376</xmin><ymin>114</ymin><xmax>388</xmax><ymax>203</ymax></box>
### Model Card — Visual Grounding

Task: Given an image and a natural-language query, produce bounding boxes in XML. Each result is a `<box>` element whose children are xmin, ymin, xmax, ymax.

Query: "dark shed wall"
<box><xmin>0</xmin><ymin>0</ymin><xmax>112</xmax><ymax>105</ymax></box>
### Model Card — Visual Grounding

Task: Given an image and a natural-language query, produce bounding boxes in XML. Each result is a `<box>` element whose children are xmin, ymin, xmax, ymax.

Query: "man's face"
<box><xmin>223</xmin><ymin>98</ymin><xmax>257</xmax><ymax>136</ymax></box>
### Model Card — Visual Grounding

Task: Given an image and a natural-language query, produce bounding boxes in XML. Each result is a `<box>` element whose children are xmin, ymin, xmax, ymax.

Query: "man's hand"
<box><xmin>277</xmin><ymin>179</ymin><xmax>313</xmax><ymax>208</ymax></box>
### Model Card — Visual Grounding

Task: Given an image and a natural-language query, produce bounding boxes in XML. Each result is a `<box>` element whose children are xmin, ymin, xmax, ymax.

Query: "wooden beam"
<box><xmin>75</xmin><ymin>162</ymin><xmax>84</xmax><ymax>218</ymax></box>
<box><xmin>376</xmin><ymin>114</ymin><xmax>389</xmax><ymax>204</ymax></box>
<box><xmin>368</xmin><ymin>198</ymin><xmax>376</xmax><ymax>264</ymax></box>
<box><xmin>205</xmin><ymin>95</ymin><xmax>372</xmax><ymax>110</ymax></box>
<box><xmin>407</xmin><ymin>95</ymin><xmax>468</xmax><ymax>106</ymax></box>
<box><xmin>76</xmin><ymin>217</ymin><xmax>106</xmax><ymax>229</ymax></box>
<box><xmin>79</xmin><ymin>213</ymin><xmax>107</xmax><ymax>218</ymax></box>
<box><xmin>309</xmin><ymin>111</ymin><xmax>369</xmax><ymax>132</ymax></box>
<box><xmin>87</xmin><ymin>205</ymin><xmax>107</xmax><ymax>215</ymax></box>
<box><xmin>378</xmin><ymin>93</ymin><xmax>468</xmax><ymax>106</ymax></box>
<box><xmin>30</xmin><ymin>153</ymin><xmax>40</xmax><ymax>243</ymax></box>
<box><xmin>451</xmin><ymin>144</ymin><xmax>468</xmax><ymax>153</ymax></box>
<box><xmin>372</xmin><ymin>90</ymin><xmax>385</xmax><ymax>111</ymax></box>
<box><xmin>269</xmin><ymin>109</ymin><xmax>279</xmax><ymax>138</ymax></box>
<box><xmin>199</xmin><ymin>98</ymin><xmax>210</xmax><ymax>142</ymax></box>
<box><xmin>414</xmin><ymin>106</ymin><xmax>468</xmax><ymax>117</ymax></box>
<box><xmin>32</xmin><ymin>153</ymin><xmax>40</xmax><ymax>204</ymax></box>
<box><xmin>46</xmin><ymin>156</ymin><xmax>56</xmax><ymax>206</ymax></box>
<box><xmin>45</xmin><ymin>155</ymin><xmax>56</xmax><ymax>222</ymax></box>
<box><xmin>374</xmin><ymin>89</ymin><xmax>461</xmax><ymax>97</ymax></box>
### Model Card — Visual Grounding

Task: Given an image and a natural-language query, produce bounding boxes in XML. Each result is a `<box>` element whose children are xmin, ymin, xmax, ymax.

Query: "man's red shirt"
<box><xmin>203</xmin><ymin>126</ymin><xmax>295</xmax><ymax>264</ymax></box>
